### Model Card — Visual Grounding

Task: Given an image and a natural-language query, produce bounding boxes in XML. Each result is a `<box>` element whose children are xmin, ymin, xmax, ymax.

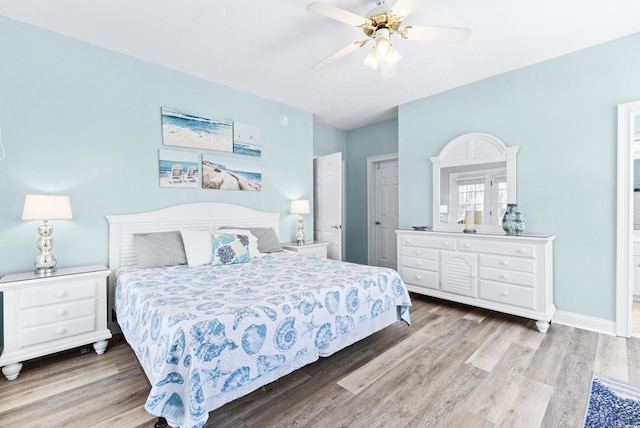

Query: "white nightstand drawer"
<box><xmin>21</xmin><ymin>300</ymin><xmax>96</xmax><ymax>328</ymax></box>
<box><xmin>21</xmin><ymin>280</ymin><xmax>97</xmax><ymax>309</ymax></box>
<box><xmin>21</xmin><ymin>316</ymin><xmax>97</xmax><ymax>348</ymax></box>
<box><xmin>479</xmin><ymin>280</ymin><xmax>535</xmax><ymax>310</ymax></box>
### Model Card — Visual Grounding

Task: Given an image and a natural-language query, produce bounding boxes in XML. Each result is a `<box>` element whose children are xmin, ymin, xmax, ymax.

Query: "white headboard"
<box><xmin>106</xmin><ymin>202</ymin><xmax>280</xmax><ymax>273</ymax></box>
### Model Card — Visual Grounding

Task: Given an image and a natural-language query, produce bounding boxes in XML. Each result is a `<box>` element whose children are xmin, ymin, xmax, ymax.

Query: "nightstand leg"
<box><xmin>93</xmin><ymin>340</ymin><xmax>109</xmax><ymax>355</ymax></box>
<box><xmin>2</xmin><ymin>362</ymin><xmax>23</xmax><ymax>381</ymax></box>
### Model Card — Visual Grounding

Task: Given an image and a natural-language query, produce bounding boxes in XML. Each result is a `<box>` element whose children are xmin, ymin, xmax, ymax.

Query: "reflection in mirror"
<box><xmin>432</xmin><ymin>133</ymin><xmax>518</xmax><ymax>233</ymax></box>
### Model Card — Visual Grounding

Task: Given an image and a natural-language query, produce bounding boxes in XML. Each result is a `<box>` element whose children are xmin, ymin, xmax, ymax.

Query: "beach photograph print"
<box><xmin>202</xmin><ymin>152</ymin><xmax>261</xmax><ymax>191</ymax></box>
<box><xmin>233</xmin><ymin>122</ymin><xmax>262</xmax><ymax>157</ymax></box>
<box><xmin>159</xmin><ymin>149</ymin><xmax>200</xmax><ymax>188</ymax></box>
<box><xmin>161</xmin><ymin>107</ymin><xmax>233</xmax><ymax>152</ymax></box>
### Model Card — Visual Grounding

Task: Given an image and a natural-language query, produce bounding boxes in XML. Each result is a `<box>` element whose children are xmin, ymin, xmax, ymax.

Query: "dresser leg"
<box><xmin>2</xmin><ymin>362</ymin><xmax>23</xmax><ymax>381</ymax></box>
<box><xmin>535</xmin><ymin>320</ymin><xmax>550</xmax><ymax>334</ymax></box>
<box><xmin>93</xmin><ymin>340</ymin><xmax>109</xmax><ymax>355</ymax></box>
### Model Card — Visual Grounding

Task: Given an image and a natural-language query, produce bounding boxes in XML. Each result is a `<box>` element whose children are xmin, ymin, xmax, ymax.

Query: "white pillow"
<box><xmin>180</xmin><ymin>229</ymin><xmax>213</xmax><ymax>267</ymax></box>
<box><xmin>211</xmin><ymin>228</ymin><xmax>262</xmax><ymax>258</ymax></box>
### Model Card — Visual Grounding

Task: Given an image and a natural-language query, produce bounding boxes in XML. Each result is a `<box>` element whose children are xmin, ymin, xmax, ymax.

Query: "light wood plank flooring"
<box><xmin>2</xmin><ymin>294</ymin><xmax>639</xmax><ymax>428</ymax></box>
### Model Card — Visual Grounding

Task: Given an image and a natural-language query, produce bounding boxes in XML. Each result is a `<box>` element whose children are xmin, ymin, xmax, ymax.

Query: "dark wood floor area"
<box><xmin>2</xmin><ymin>293</ymin><xmax>639</xmax><ymax>427</ymax></box>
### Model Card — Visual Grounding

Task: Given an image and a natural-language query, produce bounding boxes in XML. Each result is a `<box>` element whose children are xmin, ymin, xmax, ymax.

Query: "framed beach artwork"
<box><xmin>158</xmin><ymin>149</ymin><xmax>200</xmax><ymax>188</ymax></box>
<box><xmin>233</xmin><ymin>122</ymin><xmax>262</xmax><ymax>157</ymax></box>
<box><xmin>202</xmin><ymin>152</ymin><xmax>261</xmax><ymax>191</ymax></box>
<box><xmin>161</xmin><ymin>107</ymin><xmax>233</xmax><ymax>152</ymax></box>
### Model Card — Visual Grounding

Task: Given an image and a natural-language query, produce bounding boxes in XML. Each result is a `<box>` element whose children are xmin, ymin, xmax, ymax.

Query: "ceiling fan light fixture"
<box><xmin>364</xmin><ymin>48</ymin><xmax>379</xmax><ymax>69</ymax></box>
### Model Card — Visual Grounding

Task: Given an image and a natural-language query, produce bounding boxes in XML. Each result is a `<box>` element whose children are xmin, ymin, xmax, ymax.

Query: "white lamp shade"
<box><xmin>22</xmin><ymin>194</ymin><xmax>73</xmax><ymax>221</ymax></box>
<box><xmin>290</xmin><ymin>199</ymin><xmax>310</xmax><ymax>215</ymax></box>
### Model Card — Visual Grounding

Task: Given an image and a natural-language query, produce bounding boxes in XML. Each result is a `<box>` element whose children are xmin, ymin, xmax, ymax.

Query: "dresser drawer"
<box><xmin>479</xmin><ymin>280</ymin><xmax>535</xmax><ymax>310</ymax></box>
<box><xmin>21</xmin><ymin>316</ymin><xmax>97</xmax><ymax>348</ymax></box>
<box><xmin>21</xmin><ymin>300</ymin><xmax>96</xmax><ymax>328</ymax></box>
<box><xmin>402</xmin><ymin>256</ymin><xmax>437</xmax><ymax>271</ymax></box>
<box><xmin>401</xmin><ymin>246</ymin><xmax>438</xmax><ymax>261</ymax></box>
<box><xmin>20</xmin><ymin>280</ymin><xmax>97</xmax><ymax>309</ymax></box>
<box><xmin>401</xmin><ymin>267</ymin><xmax>438</xmax><ymax>290</ymax></box>
<box><xmin>400</xmin><ymin>235</ymin><xmax>455</xmax><ymax>250</ymax></box>
<box><xmin>479</xmin><ymin>267</ymin><xmax>535</xmax><ymax>287</ymax></box>
<box><xmin>479</xmin><ymin>254</ymin><xmax>535</xmax><ymax>273</ymax></box>
<box><xmin>459</xmin><ymin>239</ymin><xmax>535</xmax><ymax>258</ymax></box>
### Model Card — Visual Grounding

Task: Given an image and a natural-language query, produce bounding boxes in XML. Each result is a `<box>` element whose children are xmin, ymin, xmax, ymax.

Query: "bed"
<box><xmin>106</xmin><ymin>203</ymin><xmax>411</xmax><ymax>428</ymax></box>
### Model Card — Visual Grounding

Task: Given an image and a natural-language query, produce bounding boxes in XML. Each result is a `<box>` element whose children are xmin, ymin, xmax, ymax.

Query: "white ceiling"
<box><xmin>2</xmin><ymin>0</ymin><xmax>640</xmax><ymax>130</ymax></box>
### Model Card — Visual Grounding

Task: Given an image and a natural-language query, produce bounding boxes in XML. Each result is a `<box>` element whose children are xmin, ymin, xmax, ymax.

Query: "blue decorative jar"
<box><xmin>502</xmin><ymin>203</ymin><xmax>525</xmax><ymax>235</ymax></box>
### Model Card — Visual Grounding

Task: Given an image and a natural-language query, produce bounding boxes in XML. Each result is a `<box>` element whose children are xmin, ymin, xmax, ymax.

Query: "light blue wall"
<box><xmin>313</xmin><ymin>123</ymin><xmax>347</xmax><ymax>158</ymax></box>
<box><xmin>0</xmin><ymin>18</ymin><xmax>314</xmax><ymax>344</ymax></box>
<box><xmin>345</xmin><ymin>118</ymin><xmax>398</xmax><ymax>264</ymax></box>
<box><xmin>399</xmin><ymin>32</ymin><xmax>640</xmax><ymax>321</ymax></box>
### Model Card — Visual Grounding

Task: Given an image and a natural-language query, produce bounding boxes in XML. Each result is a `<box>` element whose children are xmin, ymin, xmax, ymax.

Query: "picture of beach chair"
<box><xmin>167</xmin><ymin>164</ymin><xmax>183</xmax><ymax>184</ymax></box>
<box><xmin>184</xmin><ymin>166</ymin><xmax>198</xmax><ymax>183</ymax></box>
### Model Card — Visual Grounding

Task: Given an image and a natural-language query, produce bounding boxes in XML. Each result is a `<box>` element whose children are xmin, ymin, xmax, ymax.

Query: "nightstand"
<box><xmin>0</xmin><ymin>265</ymin><xmax>112</xmax><ymax>381</ymax></box>
<box><xmin>281</xmin><ymin>241</ymin><xmax>329</xmax><ymax>258</ymax></box>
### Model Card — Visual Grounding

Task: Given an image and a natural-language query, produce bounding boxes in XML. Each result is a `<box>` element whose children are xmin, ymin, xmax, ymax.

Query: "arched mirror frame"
<box><xmin>432</xmin><ymin>132</ymin><xmax>519</xmax><ymax>233</ymax></box>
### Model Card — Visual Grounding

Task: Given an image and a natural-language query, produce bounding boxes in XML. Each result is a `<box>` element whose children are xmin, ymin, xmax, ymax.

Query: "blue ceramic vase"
<box><xmin>502</xmin><ymin>203</ymin><xmax>525</xmax><ymax>235</ymax></box>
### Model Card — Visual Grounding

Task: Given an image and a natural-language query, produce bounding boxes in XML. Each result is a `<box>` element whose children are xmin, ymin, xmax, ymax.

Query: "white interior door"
<box><xmin>369</xmin><ymin>155</ymin><xmax>399</xmax><ymax>269</ymax></box>
<box><xmin>314</xmin><ymin>152</ymin><xmax>343</xmax><ymax>260</ymax></box>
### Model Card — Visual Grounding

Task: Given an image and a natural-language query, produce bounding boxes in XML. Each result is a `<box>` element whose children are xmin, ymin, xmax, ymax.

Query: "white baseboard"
<box><xmin>553</xmin><ymin>310</ymin><xmax>616</xmax><ymax>336</ymax></box>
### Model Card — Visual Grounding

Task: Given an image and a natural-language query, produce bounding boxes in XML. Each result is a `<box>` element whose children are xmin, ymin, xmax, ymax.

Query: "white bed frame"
<box><xmin>105</xmin><ymin>202</ymin><xmax>280</xmax><ymax>332</ymax></box>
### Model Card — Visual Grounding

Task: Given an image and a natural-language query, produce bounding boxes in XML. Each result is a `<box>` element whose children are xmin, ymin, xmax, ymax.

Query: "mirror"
<box><xmin>432</xmin><ymin>133</ymin><xmax>519</xmax><ymax>233</ymax></box>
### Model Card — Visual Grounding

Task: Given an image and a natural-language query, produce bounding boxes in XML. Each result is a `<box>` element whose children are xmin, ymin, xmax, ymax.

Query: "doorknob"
<box><xmin>331</xmin><ymin>225</ymin><xmax>342</xmax><ymax>229</ymax></box>
<box><xmin>375</xmin><ymin>221</ymin><xmax>381</xmax><ymax>225</ymax></box>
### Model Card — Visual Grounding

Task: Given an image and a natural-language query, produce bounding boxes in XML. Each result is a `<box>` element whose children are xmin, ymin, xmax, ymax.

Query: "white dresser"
<box><xmin>0</xmin><ymin>265</ymin><xmax>112</xmax><ymax>380</ymax></box>
<box><xmin>396</xmin><ymin>230</ymin><xmax>555</xmax><ymax>333</ymax></box>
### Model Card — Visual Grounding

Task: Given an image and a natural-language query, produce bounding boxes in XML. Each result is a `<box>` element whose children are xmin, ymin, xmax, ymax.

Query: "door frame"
<box><xmin>616</xmin><ymin>100</ymin><xmax>640</xmax><ymax>337</ymax></box>
<box><xmin>367</xmin><ymin>153</ymin><xmax>399</xmax><ymax>266</ymax></box>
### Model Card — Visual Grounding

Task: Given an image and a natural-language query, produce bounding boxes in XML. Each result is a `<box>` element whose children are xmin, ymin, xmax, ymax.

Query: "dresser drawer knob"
<box><xmin>415</xmin><ymin>261</ymin><xmax>422</xmax><ymax>266</ymax></box>
<box><xmin>517</xmin><ymin>248</ymin><xmax>527</xmax><ymax>254</ymax></box>
<box><xmin>55</xmin><ymin>291</ymin><xmax>66</xmax><ymax>298</ymax></box>
<box><xmin>500</xmin><ymin>274</ymin><xmax>509</xmax><ymax>280</ymax></box>
<box><xmin>500</xmin><ymin>260</ymin><xmax>509</xmax><ymax>266</ymax></box>
<box><xmin>415</xmin><ymin>251</ymin><xmax>422</xmax><ymax>256</ymax></box>
<box><xmin>443</xmin><ymin>242</ymin><xmax>451</xmax><ymax>247</ymax></box>
<box><xmin>55</xmin><ymin>327</ymin><xmax>66</xmax><ymax>335</ymax></box>
<box><xmin>415</xmin><ymin>275</ymin><xmax>422</xmax><ymax>280</ymax></box>
<box><xmin>500</xmin><ymin>291</ymin><xmax>509</xmax><ymax>297</ymax></box>
<box><xmin>463</xmin><ymin>243</ymin><xmax>471</xmax><ymax>249</ymax></box>
<box><xmin>55</xmin><ymin>309</ymin><xmax>67</xmax><ymax>317</ymax></box>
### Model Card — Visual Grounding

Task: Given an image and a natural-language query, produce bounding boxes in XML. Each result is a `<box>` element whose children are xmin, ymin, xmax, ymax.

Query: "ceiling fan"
<box><xmin>306</xmin><ymin>0</ymin><xmax>471</xmax><ymax>79</ymax></box>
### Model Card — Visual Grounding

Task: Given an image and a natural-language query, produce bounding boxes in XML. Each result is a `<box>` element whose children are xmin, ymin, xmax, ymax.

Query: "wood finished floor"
<box><xmin>2</xmin><ymin>293</ymin><xmax>640</xmax><ymax>428</ymax></box>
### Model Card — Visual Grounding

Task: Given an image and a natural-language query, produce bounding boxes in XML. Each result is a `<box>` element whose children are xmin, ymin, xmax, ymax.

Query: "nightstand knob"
<box><xmin>55</xmin><ymin>290</ymin><xmax>66</xmax><ymax>298</ymax></box>
<box><xmin>55</xmin><ymin>309</ymin><xmax>67</xmax><ymax>317</ymax></box>
<box><xmin>55</xmin><ymin>327</ymin><xmax>66</xmax><ymax>335</ymax></box>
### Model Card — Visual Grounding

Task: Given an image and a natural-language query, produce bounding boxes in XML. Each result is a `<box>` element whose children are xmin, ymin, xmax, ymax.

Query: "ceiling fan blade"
<box><xmin>306</xmin><ymin>1</ymin><xmax>371</xmax><ymax>27</ymax></box>
<box><xmin>401</xmin><ymin>25</ymin><xmax>471</xmax><ymax>43</ymax></box>
<box><xmin>390</xmin><ymin>0</ymin><xmax>421</xmax><ymax>19</ymax></box>
<box><xmin>313</xmin><ymin>40</ymin><xmax>367</xmax><ymax>70</ymax></box>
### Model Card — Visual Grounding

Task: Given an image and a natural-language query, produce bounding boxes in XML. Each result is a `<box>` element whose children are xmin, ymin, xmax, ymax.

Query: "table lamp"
<box><xmin>290</xmin><ymin>199</ymin><xmax>310</xmax><ymax>244</ymax></box>
<box><xmin>22</xmin><ymin>194</ymin><xmax>73</xmax><ymax>275</ymax></box>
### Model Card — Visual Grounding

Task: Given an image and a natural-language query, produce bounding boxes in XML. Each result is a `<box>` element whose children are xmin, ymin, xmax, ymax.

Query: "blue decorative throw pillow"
<box><xmin>211</xmin><ymin>233</ymin><xmax>251</xmax><ymax>265</ymax></box>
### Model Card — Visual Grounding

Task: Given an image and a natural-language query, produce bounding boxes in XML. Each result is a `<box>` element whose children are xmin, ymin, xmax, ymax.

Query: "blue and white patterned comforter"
<box><xmin>115</xmin><ymin>252</ymin><xmax>411</xmax><ymax>428</ymax></box>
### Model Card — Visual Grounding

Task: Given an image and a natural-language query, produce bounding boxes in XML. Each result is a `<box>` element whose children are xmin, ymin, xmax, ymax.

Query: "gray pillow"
<box><xmin>133</xmin><ymin>231</ymin><xmax>188</xmax><ymax>268</ymax></box>
<box><xmin>220</xmin><ymin>226</ymin><xmax>283</xmax><ymax>253</ymax></box>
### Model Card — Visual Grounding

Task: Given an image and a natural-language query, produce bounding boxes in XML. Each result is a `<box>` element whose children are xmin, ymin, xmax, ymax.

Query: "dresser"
<box><xmin>396</xmin><ymin>230</ymin><xmax>555</xmax><ymax>333</ymax></box>
<box><xmin>0</xmin><ymin>265</ymin><xmax>112</xmax><ymax>380</ymax></box>
<box><xmin>281</xmin><ymin>241</ymin><xmax>329</xmax><ymax>258</ymax></box>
